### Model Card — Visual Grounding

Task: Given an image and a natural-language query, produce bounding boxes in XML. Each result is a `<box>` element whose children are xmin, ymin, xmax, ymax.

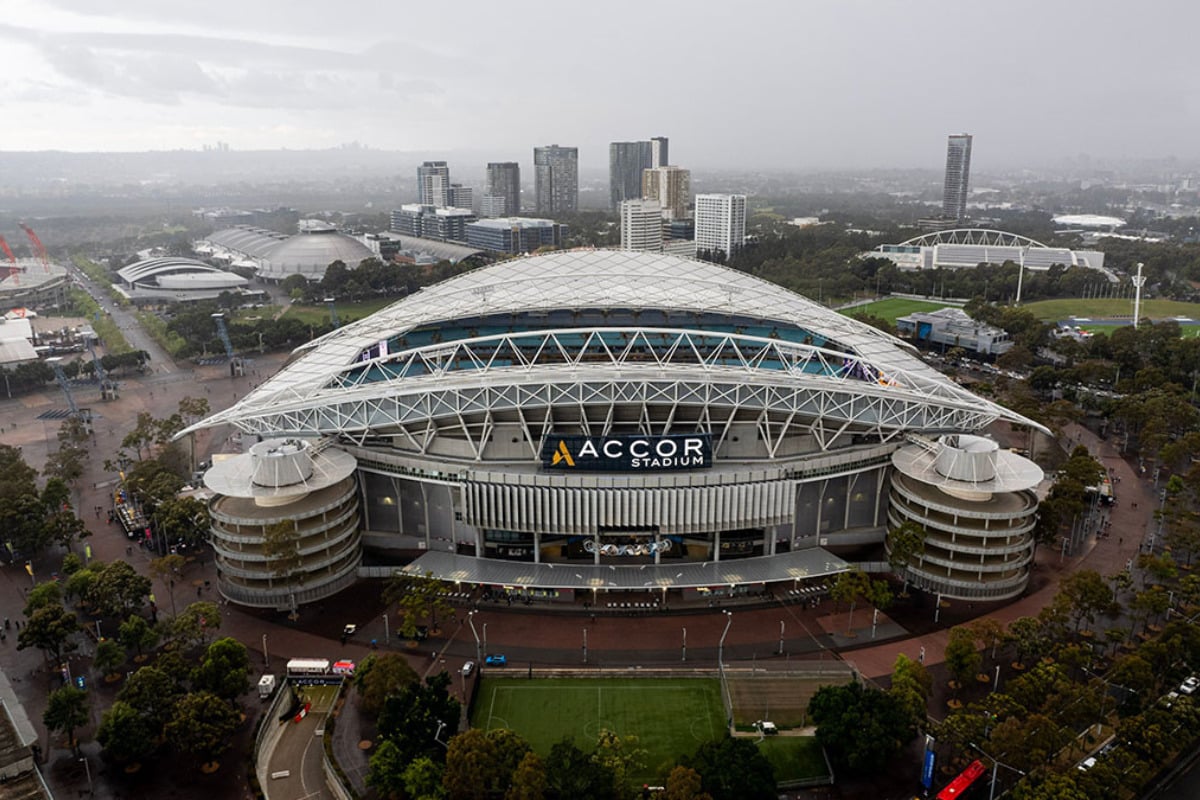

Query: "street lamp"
<box><xmin>718</xmin><ymin>611</ymin><xmax>733</xmax><ymax>667</ymax></box>
<box><xmin>969</xmin><ymin>741</ymin><xmax>1025</xmax><ymax>800</ymax></box>
<box><xmin>467</xmin><ymin>611</ymin><xmax>482</xmax><ymax>664</ymax></box>
<box><xmin>383</xmin><ymin>612</ymin><xmax>390</xmax><ymax>643</ymax></box>
<box><xmin>778</xmin><ymin>620</ymin><xmax>785</xmax><ymax>655</ymax></box>
<box><xmin>582</xmin><ymin>627</ymin><xmax>587</xmax><ymax>664</ymax></box>
<box><xmin>79</xmin><ymin>755</ymin><xmax>92</xmax><ymax>793</ymax></box>
<box><xmin>483</xmin><ymin>622</ymin><xmax>488</xmax><ymax>656</ymax></box>
<box><xmin>682</xmin><ymin>627</ymin><xmax>687</xmax><ymax>662</ymax></box>
<box><xmin>261</xmin><ymin>633</ymin><xmax>268</xmax><ymax>666</ymax></box>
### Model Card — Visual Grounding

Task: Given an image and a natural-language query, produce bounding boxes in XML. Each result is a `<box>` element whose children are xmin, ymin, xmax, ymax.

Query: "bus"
<box><xmin>936</xmin><ymin>759</ymin><xmax>987</xmax><ymax>799</ymax></box>
<box><xmin>286</xmin><ymin>658</ymin><xmax>331</xmax><ymax>677</ymax></box>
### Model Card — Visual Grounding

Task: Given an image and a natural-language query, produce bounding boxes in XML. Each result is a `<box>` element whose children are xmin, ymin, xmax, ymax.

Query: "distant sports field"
<box><xmin>843</xmin><ymin>297</ymin><xmax>952</xmax><ymax>323</ymax></box>
<box><xmin>472</xmin><ymin>677</ymin><xmax>725</xmax><ymax>771</ymax></box>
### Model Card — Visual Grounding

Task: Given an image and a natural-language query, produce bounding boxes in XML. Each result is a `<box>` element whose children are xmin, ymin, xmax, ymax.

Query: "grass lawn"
<box><xmin>755</xmin><ymin>736</ymin><xmax>830</xmax><ymax>784</ymax></box>
<box><xmin>842</xmin><ymin>297</ymin><xmax>954</xmax><ymax>324</ymax></box>
<box><xmin>276</xmin><ymin>297</ymin><xmax>400</xmax><ymax>326</ymax></box>
<box><xmin>1018</xmin><ymin>297</ymin><xmax>1200</xmax><ymax>322</ymax></box>
<box><xmin>471</xmin><ymin>677</ymin><xmax>725</xmax><ymax>777</ymax></box>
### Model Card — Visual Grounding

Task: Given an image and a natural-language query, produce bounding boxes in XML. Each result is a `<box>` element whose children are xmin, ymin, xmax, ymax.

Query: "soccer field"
<box><xmin>471</xmin><ymin>677</ymin><xmax>726</xmax><ymax>769</ymax></box>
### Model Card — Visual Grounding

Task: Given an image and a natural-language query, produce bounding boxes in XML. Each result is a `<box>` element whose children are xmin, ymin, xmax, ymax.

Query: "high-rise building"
<box><xmin>486</xmin><ymin>162</ymin><xmax>521</xmax><ymax>217</ymax></box>
<box><xmin>620</xmin><ymin>200</ymin><xmax>664</xmax><ymax>252</ymax></box>
<box><xmin>448</xmin><ymin>184</ymin><xmax>473</xmax><ymax>209</ymax></box>
<box><xmin>534</xmin><ymin>145</ymin><xmax>578</xmax><ymax>216</ymax></box>
<box><xmin>650</xmin><ymin>136</ymin><xmax>669</xmax><ymax>169</ymax></box>
<box><xmin>479</xmin><ymin>195</ymin><xmax>508</xmax><ymax>218</ymax></box>
<box><xmin>642</xmin><ymin>166</ymin><xmax>691</xmax><ymax>220</ymax></box>
<box><xmin>609</xmin><ymin>141</ymin><xmax>653</xmax><ymax>210</ymax></box>
<box><xmin>391</xmin><ymin>204</ymin><xmax>476</xmax><ymax>242</ymax></box>
<box><xmin>466</xmin><ymin>217</ymin><xmax>568</xmax><ymax>254</ymax></box>
<box><xmin>942</xmin><ymin>134</ymin><xmax>972</xmax><ymax>223</ymax></box>
<box><xmin>417</xmin><ymin>161</ymin><xmax>451</xmax><ymax>207</ymax></box>
<box><xmin>694</xmin><ymin>194</ymin><xmax>746</xmax><ymax>259</ymax></box>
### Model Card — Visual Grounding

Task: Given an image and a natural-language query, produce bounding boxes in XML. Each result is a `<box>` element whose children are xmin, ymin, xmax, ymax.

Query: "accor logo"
<box><xmin>550</xmin><ymin>440</ymin><xmax>575</xmax><ymax>467</ymax></box>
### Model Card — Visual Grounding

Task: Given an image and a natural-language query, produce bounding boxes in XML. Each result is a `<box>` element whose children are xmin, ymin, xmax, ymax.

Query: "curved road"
<box><xmin>265</xmin><ymin>685</ymin><xmax>336</xmax><ymax>800</ymax></box>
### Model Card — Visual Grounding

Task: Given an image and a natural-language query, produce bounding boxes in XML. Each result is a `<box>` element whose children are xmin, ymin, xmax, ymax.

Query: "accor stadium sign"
<box><xmin>541</xmin><ymin>434</ymin><xmax>712</xmax><ymax>472</ymax></box>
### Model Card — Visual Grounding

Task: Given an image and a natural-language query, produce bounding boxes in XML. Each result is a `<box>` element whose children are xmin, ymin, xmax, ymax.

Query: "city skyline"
<box><xmin>1</xmin><ymin>1</ymin><xmax>1198</xmax><ymax>169</ymax></box>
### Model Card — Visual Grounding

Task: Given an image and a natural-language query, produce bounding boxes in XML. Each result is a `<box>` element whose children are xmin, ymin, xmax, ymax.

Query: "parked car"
<box><xmin>1078</xmin><ymin>756</ymin><xmax>1097</xmax><ymax>772</ymax></box>
<box><xmin>485</xmin><ymin>654</ymin><xmax>507</xmax><ymax>667</ymax></box>
<box><xmin>756</xmin><ymin>720</ymin><xmax>778</xmax><ymax>735</ymax></box>
<box><xmin>462</xmin><ymin>661</ymin><xmax>475</xmax><ymax>677</ymax></box>
<box><xmin>1180</xmin><ymin>676</ymin><xmax>1199</xmax><ymax>695</ymax></box>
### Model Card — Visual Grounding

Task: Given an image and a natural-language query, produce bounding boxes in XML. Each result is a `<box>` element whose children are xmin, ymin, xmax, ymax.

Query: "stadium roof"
<box><xmin>381</xmin><ymin>233</ymin><xmax>485</xmax><ymax>264</ymax></box>
<box><xmin>185</xmin><ymin>250</ymin><xmax>1046</xmax><ymax>438</ymax></box>
<box><xmin>117</xmin><ymin>256</ymin><xmax>248</xmax><ymax>289</ymax></box>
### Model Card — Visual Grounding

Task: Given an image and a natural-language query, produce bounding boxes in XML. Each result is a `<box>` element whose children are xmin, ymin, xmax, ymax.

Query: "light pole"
<box><xmin>383</xmin><ymin>612</ymin><xmax>389</xmax><ymax>643</ymax></box>
<box><xmin>718</xmin><ymin>611</ymin><xmax>733</xmax><ymax>667</ymax></box>
<box><xmin>969</xmin><ymin>741</ymin><xmax>1024</xmax><ymax>800</ymax></box>
<box><xmin>483</xmin><ymin>622</ymin><xmax>488</xmax><ymax>656</ymax></box>
<box><xmin>778</xmin><ymin>621</ymin><xmax>785</xmax><ymax>655</ymax></box>
<box><xmin>682</xmin><ymin>627</ymin><xmax>687</xmax><ymax>662</ymax></box>
<box><xmin>261</xmin><ymin>634</ymin><xmax>268</xmax><ymax>667</ymax></box>
<box><xmin>582</xmin><ymin>628</ymin><xmax>588</xmax><ymax>664</ymax></box>
<box><xmin>467</xmin><ymin>611</ymin><xmax>482</xmax><ymax>664</ymax></box>
<box><xmin>79</xmin><ymin>755</ymin><xmax>92</xmax><ymax>793</ymax></box>
<box><xmin>934</xmin><ymin>593</ymin><xmax>942</xmax><ymax>624</ymax></box>
<box><xmin>993</xmin><ymin>664</ymin><xmax>1001</xmax><ymax>693</ymax></box>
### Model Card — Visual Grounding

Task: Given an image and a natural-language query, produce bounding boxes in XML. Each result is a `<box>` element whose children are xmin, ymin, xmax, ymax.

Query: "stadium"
<box><xmin>187</xmin><ymin>249</ymin><xmax>1045</xmax><ymax>610</ymax></box>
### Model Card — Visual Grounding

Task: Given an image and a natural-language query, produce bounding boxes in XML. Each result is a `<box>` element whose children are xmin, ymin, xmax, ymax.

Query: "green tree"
<box><xmin>1057</xmin><ymin>569</ymin><xmax>1115</xmax><ymax>632</ymax></box>
<box><xmin>664</xmin><ymin>765</ymin><xmax>712</xmax><ymax>800</ymax></box>
<box><xmin>506</xmin><ymin>751</ymin><xmax>547</xmax><ymax>800</ymax></box>
<box><xmin>403</xmin><ymin>755</ymin><xmax>446</xmax><ymax>800</ymax></box>
<box><xmin>44</xmin><ymin>685</ymin><xmax>90</xmax><ymax>755</ymax></box>
<box><xmin>168</xmin><ymin>601</ymin><xmax>221</xmax><ymax>648</ymax></box>
<box><xmin>192</xmin><ymin>637</ymin><xmax>251</xmax><ymax>702</ymax></box>
<box><xmin>152</xmin><ymin>496</ymin><xmax>210</xmax><ymax>550</ymax></box>
<box><xmin>149</xmin><ymin>553</ymin><xmax>187</xmax><ymax>617</ymax></box>
<box><xmin>368</xmin><ymin>738</ymin><xmax>410</xmax><ymax>799</ymax></box>
<box><xmin>443</xmin><ymin>727</ymin><xmax>530</xmax><ymax>800</ymax></box>
<box><xmin>889</xmin><ymin>654</ymin><xmax>932</xmax><ymax>731</ymax></box>
<box><xmin>94</xmin><ymin>637</ymin><xmax>126</xmax><ymax>679</ymax></box>
<box><xmin>118</xmin><ymin>614</ymin><xmax>159</xmax><ymax>658</ymax></box>
<box><xmin>592</xmin><ymin>728</ymin><xmax>647</xmax><ymax>800</ymax></box>
<box><xmin>885</xmin><ymin>520</ymin><xmax>925</xmax><ymax>591</ymax></box>
<box><xmin>165</xmin><ymin>691</ymin><xmax>241</xmax><ymax>765</ymax></box>
<box><xmin>355</xmin><ymin>652</ymin><xmax>420</xmax><ymax>714</ymax></box>
<box><xmin>376</xmin><ymin>672</ymin><xmax>462</xmax><ymax>769</ymax></box>
<box><xmin>18</xmin><ymin>603</ymin><xmax>80</xmax><ymax>663</ymax></box>
<box><xmin>23</xmin><ymin>580</ymin><xmax>64</xmax><ymax>616</ymax></box>
<box><xmin>87</xmin><ymin>560</ymin><xmax>152</xmax><ymax>617</ymax></box>
<box><xmin>830</xmin><ymin>568</ymin><xmax>871</xmax><ymax>635</ymax></box>
<box><xmin>97</xmin><ymin>700</ymin><xmax>158</xmax><ymax>764</ymax></box>
<box><xmin>385</xmin><ymin>570</ymin><xmax>455</xmax><ymax>641</ymax></box>
<box><xmin>117</xmin><ymin>666</ymin><xmax>182</xmax><ymax>730</ymax></box>
<box><xmin>808</xmin><ymin>682</ymin><xmax>913</xmax><ymax>775</ymax></box>
<box><xmin>262</xmin><ymin>520</ymin><xmax>304</xmax><ymax>616</ymax></box>
<box><xmin>543</xmin><ymin>738</ymin><xmax>617</xmax><ymax>800</ymax></box>
<box><xmin>944</xmin><ymin>626</ymin><xmax>982</xmax><ymax>686</ymax></box>
<box><xmin>682</xmin><ymin>736</ymin><xmax>776</xmax><ymax>800</ymax></box>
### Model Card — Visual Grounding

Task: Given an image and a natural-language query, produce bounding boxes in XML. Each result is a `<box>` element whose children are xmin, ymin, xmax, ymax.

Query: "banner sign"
<box><xmin>921</xmin><ymin>749</ymin><xmax>936</xmax><ymax>789</ymax></box>
<box><xmin>541</xmin><ymin>434</ymin><xmax>712</xmax><ymax>472</ymax></box>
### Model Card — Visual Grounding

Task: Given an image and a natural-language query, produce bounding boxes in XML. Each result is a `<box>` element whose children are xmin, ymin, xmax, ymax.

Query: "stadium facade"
<box><xmin>870</xmin><ymin>229</ymin><xmax>1114</xmax><ymax>281</ymax></box>
<box><xmin>188</xmin><ymin>250</ymin><xmax>1044</xmax><ymax>609</ymax></box>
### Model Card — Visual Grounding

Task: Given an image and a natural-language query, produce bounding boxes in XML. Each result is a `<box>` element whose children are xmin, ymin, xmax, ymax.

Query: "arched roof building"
<box><xmin>198</xmin><ymin>222</ymin><xmax>376</xmax><ymax>283</ymax></box>
<box><xmin>188</xmin><ymin>250</ymin><xmax>1045</xmax><ymax>608</ymax></box>
<box><xmin>115</xmin><ymin>257</ymin><xmax>248</xmax><ymax>302</ymax></box>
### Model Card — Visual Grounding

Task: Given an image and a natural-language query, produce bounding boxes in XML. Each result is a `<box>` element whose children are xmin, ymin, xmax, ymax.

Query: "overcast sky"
<box><xmin>2</xmin><ymin>0</ymin><xmax>1197</xmax><ymax>170</ymax></box>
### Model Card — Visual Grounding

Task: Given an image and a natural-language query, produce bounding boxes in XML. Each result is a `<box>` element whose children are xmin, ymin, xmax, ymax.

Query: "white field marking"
<box><xmin>487</xmin><ymin>686</ymin><xmax>498</xmax><ymax>730</ymax></box>
<box><xmin>300</xmin><ymin>728</ymin><xmax>318</xmax><ymax>796</ymax></box>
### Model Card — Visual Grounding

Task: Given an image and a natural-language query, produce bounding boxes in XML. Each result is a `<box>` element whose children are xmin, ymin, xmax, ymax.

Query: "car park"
<box><xmin>485</xmin><ymin>654</ymin><xmax>507</xmax><ymax>666</ymax></box>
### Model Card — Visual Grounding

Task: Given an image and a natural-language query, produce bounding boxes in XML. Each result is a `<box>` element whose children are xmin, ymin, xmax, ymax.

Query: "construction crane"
<box><xmin>211</xmin><ymin>313</ymin><xmax>245</xmax><ymax>377</ymax></box>
<box><xmin>85</xmin><ymin>335</ymin><xmax>118</xmax><ymax>400</ymax></box>
<box><xmin>325</xmin><ymin>297</ymin><xmax>340</xmax><ymax>328</ymax></box>
<box><xmin>46</xmin><ymin>357</ymin><xmax>92</xmax><ymax>433</ymax></box>
<box><xmin>18</xmin><ymin>223</ymin><xmax>50</xmax><ymax>273</ymax></box>
<box><xmin>0</xmin><ymin>235</ymin><xmax>18</xmax><ymax>280</ymax></box>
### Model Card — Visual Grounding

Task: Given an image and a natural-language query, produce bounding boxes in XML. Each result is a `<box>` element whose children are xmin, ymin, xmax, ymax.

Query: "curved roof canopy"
<box><xmin>186</xmin><ymin>249</ymin><xmax>1046</xmax><ymax>439</ymax></box>
<box><xmin>117</xmin><ymin>257</ymin><xmax>248</xmax><ymax>290</ymax></box>
<box><xmin>259</xmin><ymin>229</ymin><xmax>376</xmax><ymax>281</ymax></box>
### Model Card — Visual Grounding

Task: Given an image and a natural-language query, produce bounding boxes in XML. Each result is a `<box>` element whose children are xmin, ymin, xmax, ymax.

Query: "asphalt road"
<box><xmin>266</xmin><ymin>684</ymin><xmax>337</xmax><ymax>800</ymax></box>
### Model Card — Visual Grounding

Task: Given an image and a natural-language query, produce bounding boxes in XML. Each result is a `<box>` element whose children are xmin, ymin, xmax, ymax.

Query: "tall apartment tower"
<box><xmin>694</xmin><ymin>194</ymin><xmax>746</xmax><ymax>259</ymax></box>
<box><xmin>534</xmin><ymin>145</ymin><xmax>578</xmax><ymax>216</ymax></box>
<box><xmin>642</xmin><ymin>166</ymin><xmax>691</xmax><ymax>220</ymax></box>
<box><xmin>485</xmin><ymin>162</ymin><xmax>521</xmax><ymax>217</ymax></box>
<box><xmin>609</xmin><ymin>141</ymin><xmax>653</xmax><ymax>210</ymax></box>
<box><xmin>418</xmin><ymin>161</ymin><xmax>451</xmax><ymax>207</ymax></box>
<box><xmin>620</xmin><ymin>199</ymin><xmax>664</xmax><ymax>252</ymax></box>
<box><xmin>942</xmin><ymin>134</ymin><xmax>973</xmax><ymax>222</ymax></box>
<box><xmin>650</xmin><ymin>137</ymin><xmax>669</xmax><ymax>169</ymax></box>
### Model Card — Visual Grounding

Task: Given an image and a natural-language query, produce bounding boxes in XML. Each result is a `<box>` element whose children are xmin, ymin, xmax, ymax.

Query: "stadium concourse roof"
<box><xmin>396</xmin><ymin>547</ymin><xmax>850</xmax><ymax>590</ymax></box>
<box><xmin>186</xmin><ymin>249</ymin><xmax>1047</xmax><ymax>437</ymax></box>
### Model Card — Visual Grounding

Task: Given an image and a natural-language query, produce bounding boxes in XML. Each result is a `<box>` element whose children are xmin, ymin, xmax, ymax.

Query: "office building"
<box><xmin>417</xmin><ymin>161</ymin><xmax>451</xmax><ymax>207</ymax></box>
<box><xmin>448</xmin><ymin>184</ymin><xmax>473</xmax><ymax>210</ymax></box>
<box><xmin>392</xmin><ymin>204</ymin><xmax>477</xmax><ymax>243</ymax></box>
<box><xmin>480</xmin><ymin>195</ymin><xmax>508</xmax><ymax>218</ymax></box>
<box><xmin>651</xmin><ymin>136</ymin><xmax>669</xmax><ymax>169</ymax></box>
<box><xmin>610</xmin><ymin>141</ymin><xmax>653</xmax><ymax>210</ymax></box>
<box><xmin>191</xmin><ymin>250</ymin><xmax>1045</xmax><ymax>609</ymax></box>
<box><xmin>943</xmin><ymin>134</ymin><xmax>972</xmax><ymax>223</ymax></box>
<box><xmin>642</xmin><ymin>166</ymin><xmax>691</xmax><ymax>220</ymax></box>
<box><xmin>620</xmin><ymin>200</ymin><xmax>665</xmax><ymax>252</ymax></box>
<box><xmin>694</xmin><ymin>194</ymin><xmax>746</xmax><ymax>258</ymax></box>
<box><xmin>534</xmin><ymin>145</ymin><xmax>579</xmax><ymax>215</ymax></box>
<box><xmin>486</xmin><ymin>162</ymin><xmax>521</xmax><ymax>218</ymax></box>
<box><xmin>466</xmin><ymin>217</ymin><xmax>568</xmax><ymax>254</ymax></box>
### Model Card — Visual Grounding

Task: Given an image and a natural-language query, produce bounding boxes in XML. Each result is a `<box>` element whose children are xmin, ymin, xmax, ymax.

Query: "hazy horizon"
<box><xmin>3</xmin><ymin>0</ymin><xmax>1199</xmax><ymax>172</ymax></box>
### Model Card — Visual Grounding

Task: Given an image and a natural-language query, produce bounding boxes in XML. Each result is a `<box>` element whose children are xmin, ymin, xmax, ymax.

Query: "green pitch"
<box><xmin>843</xmin><ymin>297</ymin><xmax>954</xmax><ymax>324</ymax></box>
<box><xmin>472</xmin><ymin>677</ymin><xmax>726</xmax><ymax>769</ymax></box>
